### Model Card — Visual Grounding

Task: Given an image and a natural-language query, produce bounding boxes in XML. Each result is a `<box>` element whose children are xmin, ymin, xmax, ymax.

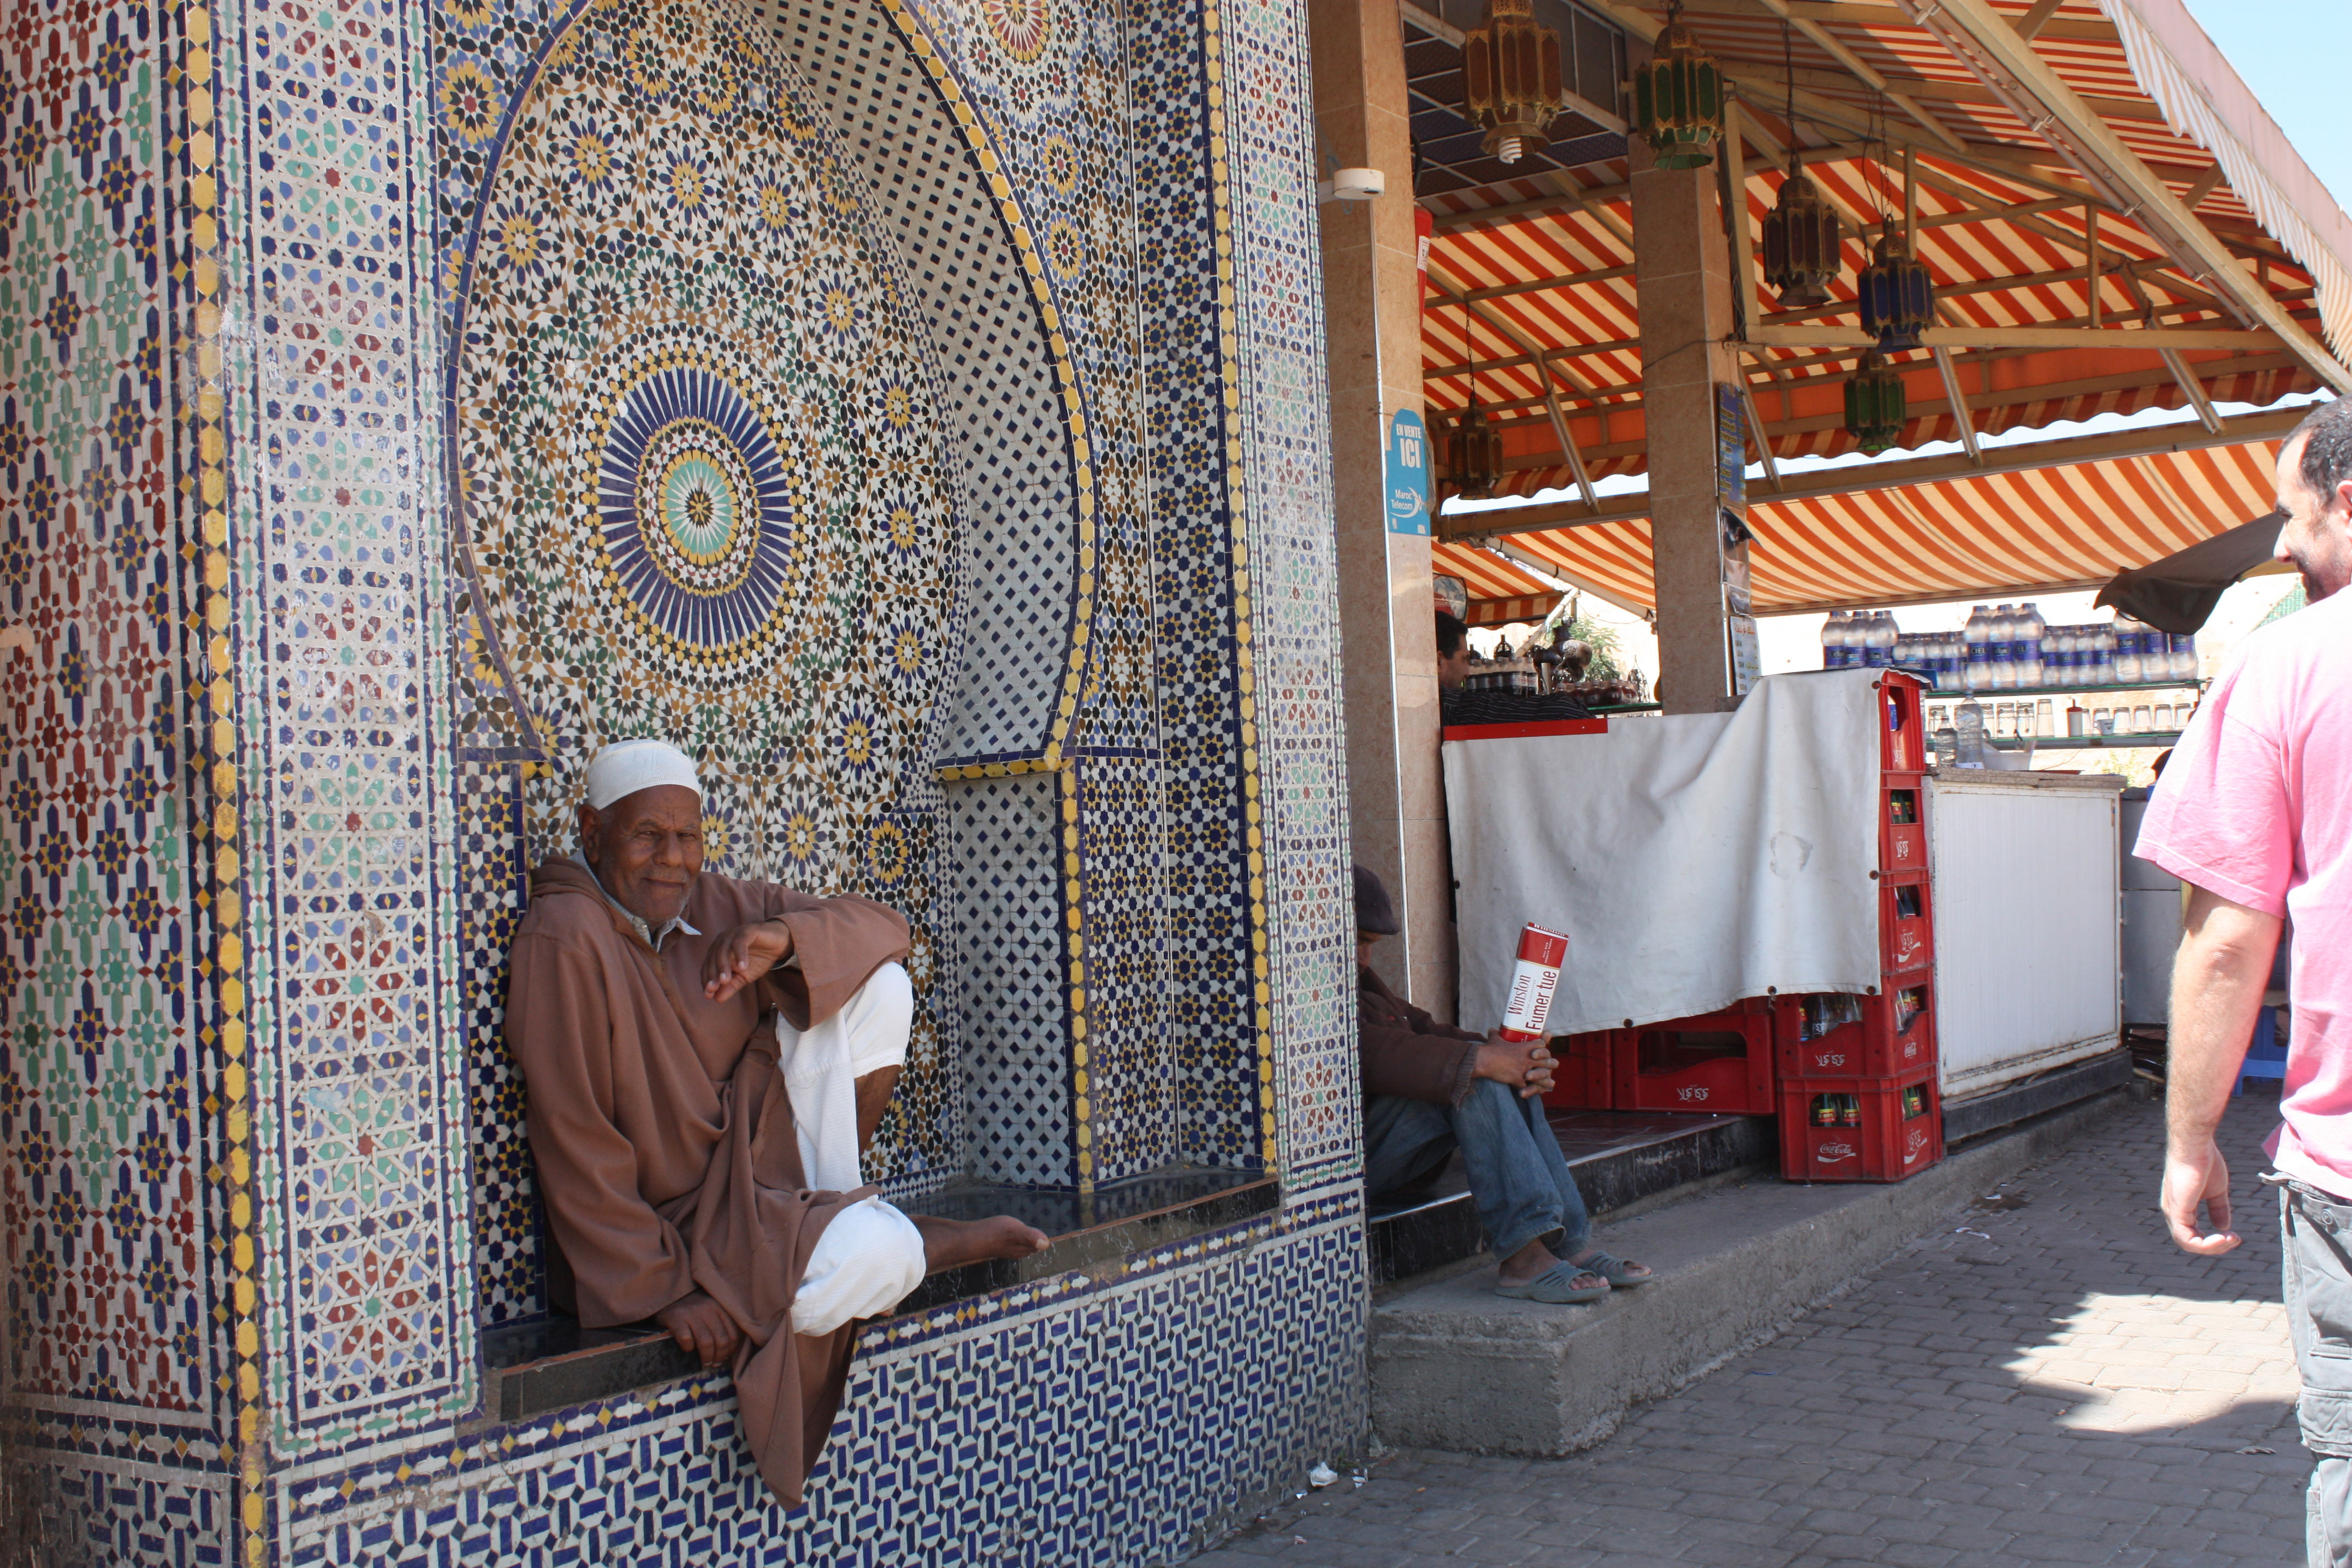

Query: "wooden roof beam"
<box><xmin>2010</xmin><ymin>0</ymin><xmax>2066</xmax><ymax>43</ymax></box>
<box><xmin>1888</xmin><ymin>0</ymin><xmax>2351</xmax><ymax>393</ymax></box>
<box><xmin>1445</xmin><ymin>349</ymin><xmax>2299</xmax><ymax>447</ymax></box>
<box><xmin>1718</xmin><ymin>55</ymin><xmax>2166</xmax><ymax>121</ymax></box>
<box><xmin>1744</xmin><ymin>0</ymin><xmax>1970</xmax><ymax>151</ymax></box>
<box><xmin>1427</xmin><ymin>302</ymin><xmax>2283</xmax><ymax>378</ymax></box>
<box><xmin>1749</xmin><ymin>323</ymin><xmax>2278</xmax><ymax>350</ymax></box>
<box><xmin>1666</xmin><ymin>0</ymin><xmax>2117</xmax><ymax>41</ymax></box>
<box><xmin>1444</xmin><ymin>263</ymin><xmax>1640</xmax><ymax>302</ymax></box>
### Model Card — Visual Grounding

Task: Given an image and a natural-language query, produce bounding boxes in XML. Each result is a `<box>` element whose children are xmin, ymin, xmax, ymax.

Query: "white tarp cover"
<box><xmin>1446</xmin><ymin>669</ymin><xmax>1886</xmax><ymax>1035</ymax></box>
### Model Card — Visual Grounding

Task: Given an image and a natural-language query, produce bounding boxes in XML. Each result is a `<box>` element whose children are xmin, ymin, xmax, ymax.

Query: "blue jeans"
<box><xmin>1363</xmin><ymin>1079</ymin><xmax>1592</xmax><ymax>1260</ymax></box>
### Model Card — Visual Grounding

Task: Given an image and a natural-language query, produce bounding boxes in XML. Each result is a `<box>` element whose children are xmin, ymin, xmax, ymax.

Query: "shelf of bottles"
<box><xmin>1822</xmin><ymin>603</ymin><xmax>2198</xmax><ymax>693</ymax></box>
<box><xmin>1825</xmin><ymin>603</ymin><xmax>2206</xmax><ymax>763</ymax></box>
<box><xmin>1980</xmin><ymin>732</ymin><xmax>2184</xmax><ymax>751</ymax></box>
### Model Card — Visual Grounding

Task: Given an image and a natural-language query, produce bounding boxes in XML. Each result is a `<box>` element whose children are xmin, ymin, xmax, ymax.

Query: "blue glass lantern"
<box><xmin>1855</xmin><ymin>225</ymin><xmax>1934</xmax><ymax>350</ymax></box>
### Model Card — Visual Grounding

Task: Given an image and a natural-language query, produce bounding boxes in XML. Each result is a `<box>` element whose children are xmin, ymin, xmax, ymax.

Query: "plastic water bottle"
<box><xmin>2017</xmin><ymin>602</ymin><xmax>2044</xmax><ymax>688</ymax></box>
<box><xmin>1963</xmin><ymin>606</ymin><xmax>1990</xmax><ymax>692</ymax></box>
<box><xmin>1933</xmin><ymin>725</ymin><xmax>1958</xmax><ymax>769</ymax></box>
<box><xmin>1988</xmin><ymin>604</ymin><xmax>2016</xmax><ymax>690</ymax></box>
<box><xmin>1940</xmin><ymin>634</ymin><xmax>1962</xmax><ymax>692</ymax></box>
<box><xmin>1954</xmin><ymin>696</ymin><xmax>1986</xmax><ymax>768</ymax></box>
<box><xmin>2092</xmin><ymin>622</ymin><xmax>2115</xmax><ymax>685</ymax></box>
<box><xmin>1859</xmin><ymin>612</ymin><xmax>1885</xmax><ymax>669</ymax></box>
<box><xmin>2045</xmin><ymin>624</ymin><xmax>2071</xmax><ymax>686</ymax></box>
<box><xmin>2171</xmin><ymin>630</ymin><xmax>2197</xmax><ymax>682</ymax></box>
<box><xmin>2113</xmin><ymin>616</ymin><xmax>2142</xmax><ymax>684</ymax></box>
<box><xmin>1821</xmin><ymin>611</ymin><xmax>1847</xmax><ymax>669</ymax></box>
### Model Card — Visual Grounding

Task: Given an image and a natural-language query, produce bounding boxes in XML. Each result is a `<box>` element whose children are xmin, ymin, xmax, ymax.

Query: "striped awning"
<box><xmin>1420</xmin><ymin>0</ymin><xmax>2348</xmax><ymax>502</ymax></box>
<box><xmin>1482</xmin><ymin>439</ymin><xmax>2280</xmax><ymax>615</ymax></box>
<box><xmin>1433</xmin><ymin>543</ymin><xmax>1565</xmax><ymax>624</ymax></box>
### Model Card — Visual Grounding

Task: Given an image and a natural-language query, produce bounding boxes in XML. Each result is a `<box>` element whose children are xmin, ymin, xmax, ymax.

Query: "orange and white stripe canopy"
<box><xmin>1449</xmin><ymin>439</ymin><xmax>2281</xmax><ymax>616</ymax></box>
<box><xmin>1420</xmin><ymin>0</ymin><xmax>2347</xmax><ymax>608</ymax></box>
<box><xmin>1434</xmin><ymin>546</ymin><xmax>1565</xmax><ymax>623</ymax></box>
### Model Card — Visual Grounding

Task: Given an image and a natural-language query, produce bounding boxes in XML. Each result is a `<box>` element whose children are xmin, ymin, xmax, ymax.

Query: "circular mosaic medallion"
<box><xmin>594</xmin><ymin>367</ymin><xmax>792</xmax><ymax>651</ymax></box>
<box><xmin>981</xmin><ymin>0</ymin><xmax>1050</xmax><ymax>62</ymax></box>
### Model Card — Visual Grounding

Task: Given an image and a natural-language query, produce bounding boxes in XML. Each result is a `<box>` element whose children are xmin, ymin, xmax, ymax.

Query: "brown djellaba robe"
<box><xmin>505</xmin><ymin>857</ymin><xmax>910</xmax><ymax>1504</ymax></box>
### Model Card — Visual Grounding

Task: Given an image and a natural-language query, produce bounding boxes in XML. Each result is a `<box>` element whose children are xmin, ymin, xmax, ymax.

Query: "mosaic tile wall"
<box><xmin>1</xmin><ymin>0</ymin><xmax>220</xmax><ymax>1467</ymax></box>
<box><xmin>206</xmin><ymin>0</ymin><xmax>480</xmax><ymax>1468</ymax></box>
<box><xmin>6</xmin><ymin>0</ymin><xmax>1368</xmax><ymax>1554</ymax></box>
<box><xmin>1216</xmin><ymin>0</ymin><xmax>1361</xmax><ymax>1183</ymax></box>
<box><xmin>271</xmin><ymin>1197</ymin><xmax>1368</xmax><ymax>1568</ymax></box>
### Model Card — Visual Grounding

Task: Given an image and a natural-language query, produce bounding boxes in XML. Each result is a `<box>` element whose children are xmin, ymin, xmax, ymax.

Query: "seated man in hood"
<box><xmin>1352</xmin><ymin>864</ymin><xmax>1653</xmax><ymax>1304</ymax></box>
<box><xmin>508</xmin><ymin>738</ymin><xmax>1046</xmax><ymax>1504</ymax></box>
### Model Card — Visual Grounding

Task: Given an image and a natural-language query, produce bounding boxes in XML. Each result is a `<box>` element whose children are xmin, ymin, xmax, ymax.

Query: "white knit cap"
<box><xmin>583</xmin><ymin>739</ymin><xmax>701</xmax><ymax>810</ymax></box>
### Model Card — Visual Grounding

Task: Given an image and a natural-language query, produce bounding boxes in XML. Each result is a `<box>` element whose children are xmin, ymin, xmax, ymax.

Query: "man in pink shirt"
<box><xmin>2139</xmin><ymin>395</ymin><xmax>2352</xmax><ymax>1564</ymax></box>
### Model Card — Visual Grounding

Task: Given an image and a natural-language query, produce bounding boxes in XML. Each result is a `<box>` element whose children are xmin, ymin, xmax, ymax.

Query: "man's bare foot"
<box><xmin>1496</xmin><ymin>1234</ymin><xmax>1563</xmax><ymax>1286</ymax></box>
<box><xmin>911</xmin><ymin>1213</ymin><xmax>1050</xmax><ymax>1273</ymax></box>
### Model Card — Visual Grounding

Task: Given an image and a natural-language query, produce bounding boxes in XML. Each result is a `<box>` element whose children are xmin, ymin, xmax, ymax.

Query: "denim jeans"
<box><xmin>1363</xmin><ymin>1078</ymin><xmax>1591</xmax><ymax>1260</ymax></box>
<box><xmin>2275</xmin><ymin>1177</ymin><xmax>2352</xmax><ymax>1565</ymax></box>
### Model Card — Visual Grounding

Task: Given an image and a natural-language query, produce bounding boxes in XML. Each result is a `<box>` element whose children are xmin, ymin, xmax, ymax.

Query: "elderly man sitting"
<box><xmin>1353</xmin><ymin>864</ymin><xmax>1654</xmax><ymax>1304</ymax></box>
<box><xmin>508</xmin><ymin>739</ymin><xmax>1047</xmax><ymax>1504</ymax></box>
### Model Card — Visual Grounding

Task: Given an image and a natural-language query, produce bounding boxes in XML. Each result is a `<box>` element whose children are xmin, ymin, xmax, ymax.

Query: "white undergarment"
<box><xmin>776</xmin><ymin>961</ymin><xmax>928</xmax><ymax>1336</ymax></box>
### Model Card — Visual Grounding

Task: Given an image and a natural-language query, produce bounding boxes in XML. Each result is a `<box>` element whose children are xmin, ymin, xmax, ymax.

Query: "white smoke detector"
<box><xmin>1317</xmin><ymin>167</ymin><xmax>1386</xmax><ymax>203</ymax></box>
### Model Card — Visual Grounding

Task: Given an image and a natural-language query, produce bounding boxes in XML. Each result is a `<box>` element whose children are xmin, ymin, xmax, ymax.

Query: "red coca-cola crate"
<box><xmin>1610</xmin><ymin>1001</ymin><xmax>1776</xmax><ymax>1114</ymax></box>
<box><xmin>1881</xmin><ymin>874</ymin><xmax>1933</xmax><ymax>974</ymax></box>
<box><xmin>1881</xmin><ymin>783</ymin><xmax>1926</xmax><ymax>873</ymax></box>
<box><xmin>1541</xmin><ymin>1028</ymin><xmax>1618</xmax><ymax>1110</ymax></box>
<box><xmin>1879</xmin><ymin>673</ymin><xmax>1928</xmax><ymax>774</ymax></box>
<box><xmin>1773</xmin><ymin>979</ymin><xmax>1936</xmax><ymax>1080</ymax></box>
<box><xmin>1778</xmin><ymin>1067</ymin><xmax>1943</xmax><ymax>1183</ymax></box>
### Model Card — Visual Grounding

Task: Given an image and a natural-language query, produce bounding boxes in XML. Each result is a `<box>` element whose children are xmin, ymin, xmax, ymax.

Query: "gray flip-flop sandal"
<box><xmin>1493</xmin><ymin>1262</ymin><xmax>1610</xmax><ymax>1303</ymax></box>
<box><xmin>1570</xmin><ymin>1249</ymin><xmax>1654</xmax><ymax>1287</ymax></box>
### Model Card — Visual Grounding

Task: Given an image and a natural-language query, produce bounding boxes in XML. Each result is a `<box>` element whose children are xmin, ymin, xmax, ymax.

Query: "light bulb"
<box><xmin>1498</xmin><ymin>134</ymin><xmax>1524</xmax><ymax>164</ymax></box>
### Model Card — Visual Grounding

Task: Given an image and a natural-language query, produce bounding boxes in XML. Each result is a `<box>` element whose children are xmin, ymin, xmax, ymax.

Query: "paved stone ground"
<box><xmin>1197</xmin><ymin>1094</ymin><xmax>2309</xmax><ymax>1568</ymax></box>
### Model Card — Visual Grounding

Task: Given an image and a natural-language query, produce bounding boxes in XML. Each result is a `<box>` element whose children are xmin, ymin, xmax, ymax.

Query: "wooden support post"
<box><xmin>1632</xmin><ymin>138</ymin><xmax>1745</xmax><ymax>714</ymax></box>
<box><xmin>2159</xmin><ymin>346</ymin><xmax>2224</xmax><ymax>434</ymax></box>
<box><xmin>2085</xmin><ymin>207</ymin><xmax>2101</xmax><ymax>330</ymax></box>
<box><xmin>1932</xmin><ymin>347</ymin><xmax>1983</xmax><ymax>464</ymax></box>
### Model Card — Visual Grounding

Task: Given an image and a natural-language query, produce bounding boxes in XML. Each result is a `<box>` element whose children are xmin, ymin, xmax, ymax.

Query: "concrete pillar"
<box><xmin>1631</xmin><ymin>141</ymin><xmax>1742</xmax><ymax>715</ymax></box>
<box><xmin>1310</xmin><ymin>0</ymin><xmax>1452</xmax><ymax>1014</ymax></box>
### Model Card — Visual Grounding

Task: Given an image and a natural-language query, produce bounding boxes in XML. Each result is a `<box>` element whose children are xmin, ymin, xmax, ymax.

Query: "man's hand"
<box><xmin>1477</xmin><ymin>1033</ymin><xmax>1556</xmax><ymax>1099</ymax></box>
<box><xmin>655</xmin><ymin>1290</ymin><xmax>742</xmax><ymax>1366</ymax></box>
<box><xmin>2158</xmin><ymin>885</ymin><xmax>2278</xmax><ymax>1257</ymax></box>
<box><xmin>2162</xmin><ymin>1136</ymin><xmax>2242</xmax><ymax>1255</ymax></box>
<box><xmin>703</xmin><ymin>918</ymin><xmax>793</xmax><ymax>1001</ymax></box>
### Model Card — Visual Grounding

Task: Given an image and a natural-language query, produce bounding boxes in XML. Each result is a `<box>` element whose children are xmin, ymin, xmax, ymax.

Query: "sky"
<box><xmin>2181</xmin><ymin>0</ymin><xmax>2352</xmax><ymax>217</ymax></box>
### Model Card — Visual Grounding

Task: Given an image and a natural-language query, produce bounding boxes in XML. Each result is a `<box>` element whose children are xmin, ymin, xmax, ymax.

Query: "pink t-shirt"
<box><xmin>2137</xmin><ymin>585</ymin><xmax>2352</xmax><ymax>1195</ymax></box>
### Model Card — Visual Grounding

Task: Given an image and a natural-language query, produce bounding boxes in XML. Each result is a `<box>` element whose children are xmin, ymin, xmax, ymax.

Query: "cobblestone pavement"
<box><xmin>1197</xmin><ymin>1095</ymin><xmax>2307</xmax><ymax>1568</ymax></box>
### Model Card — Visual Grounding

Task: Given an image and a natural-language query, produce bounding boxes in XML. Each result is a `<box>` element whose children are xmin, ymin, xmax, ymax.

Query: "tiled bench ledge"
<box><xmin>478</xmin><ymin>1166</ymin><xmax>1282</xmax><ymax>1424</ymax></box>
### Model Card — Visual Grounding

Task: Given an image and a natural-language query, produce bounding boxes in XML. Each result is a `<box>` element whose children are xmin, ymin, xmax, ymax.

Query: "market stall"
<box><xmin>1447</xmin><ymin>668</ymin><xmax>1952</xmax><ymax>1181</ymax></box>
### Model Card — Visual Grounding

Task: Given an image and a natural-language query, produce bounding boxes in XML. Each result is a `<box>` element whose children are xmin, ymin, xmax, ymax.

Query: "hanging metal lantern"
<box><xmin>1844</xmin><ymin>351</ymin><xmax>1906</xmax><ymax>455</ymax></box>
<box><xmin>1856</xmin><ymin>224</ymin><xmax>1934</xmax><ymax>350</ymax></box>
<box><xmin>1443</xmin><ymin>397</ymin><xmax>1505</xmax><ymax>499</ymax></box>
<box><xmin>1462</xmin><ymin>0</ymin><xmax>1565</xmax><ymax>166</ymax></box>
<box><xmin>1760</xmin><ymin>159</ymin><xmax>1841</xmax><ymax>309</ymax></box>
<box><xmin>1631</xmin><ymin>10</ymin><xmax>1724</xmax><ymax>171</ymax></box>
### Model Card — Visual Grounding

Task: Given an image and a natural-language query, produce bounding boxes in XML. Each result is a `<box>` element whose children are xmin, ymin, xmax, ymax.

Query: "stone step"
<box><xmin>1368</xmin><ymin>1087</ymin><xmax>2136</xmax><ymax>1457</ymax></box>
<box><xmin>1367</xmin><ymin>1109</ymin><xmax>1776</xmax><ymax>1287</ymax></box>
